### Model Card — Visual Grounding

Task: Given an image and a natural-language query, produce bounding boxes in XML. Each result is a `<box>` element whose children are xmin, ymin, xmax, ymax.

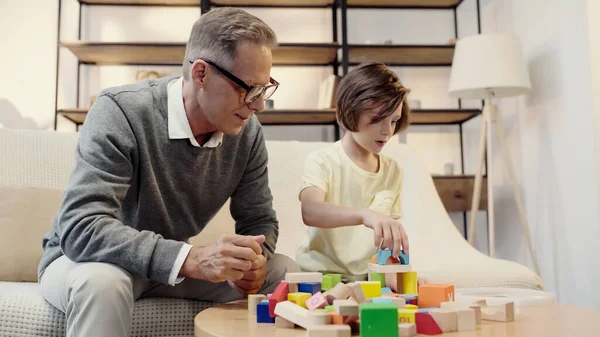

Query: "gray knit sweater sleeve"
<box><xmin>55</xmin><ymin>94</ymin><xmax>183</xmax><ymax>284</ymax></box>
<box><xmin>230</xmin><ymin>126</ymin><xmax>279</xmax><ymax>260</ymax></box>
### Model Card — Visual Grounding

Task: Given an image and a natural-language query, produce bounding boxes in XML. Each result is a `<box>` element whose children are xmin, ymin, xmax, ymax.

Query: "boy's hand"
<box><xmin>361</xmin><ymin>209</ymin><xmax>409</xmax><ymax>257</ymax></box>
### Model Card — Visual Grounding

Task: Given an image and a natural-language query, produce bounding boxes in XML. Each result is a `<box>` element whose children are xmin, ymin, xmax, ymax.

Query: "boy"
<box><xmin>296</xmin><ymin>62</ymin><xmax>411</xmax><ymax>281</ymax></box>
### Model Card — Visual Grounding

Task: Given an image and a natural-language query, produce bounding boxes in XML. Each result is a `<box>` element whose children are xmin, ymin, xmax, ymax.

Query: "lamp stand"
<box><xmin>467</xmin><ymin>91</ymin><xmax>540</xmax><ymax>276</ymax></box>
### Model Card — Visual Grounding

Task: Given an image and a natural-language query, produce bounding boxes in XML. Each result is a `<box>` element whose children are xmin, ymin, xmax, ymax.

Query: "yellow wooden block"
<box><xmin>398</xmin><ymin>309</ymin><xmax>416</xmax><ymax>323</ymax></box>
<box><xmin>402</xmin><ymin>272</ymin><xmax>418</xmax><ymax>294</ymax></box>
<box><xmin>288</xmin><ymin>292</ymin><xmax>312</xmax><ymax>308</ymax></box>
<box><xmin>406</xmin><ymin>304</ymin><xmax>418</xmax><ymax>310</ymax></box>
<box><xmin>359</xmin><ymin>281</ymin><xmax>382</xmax><ymax>298</ymax></box>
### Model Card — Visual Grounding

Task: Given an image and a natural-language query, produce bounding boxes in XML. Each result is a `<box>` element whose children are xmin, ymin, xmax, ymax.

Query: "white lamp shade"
<box><xmin>448</xmin><ymin>33</ymin><xmax>531</xmax><ymax>99</ymax></box>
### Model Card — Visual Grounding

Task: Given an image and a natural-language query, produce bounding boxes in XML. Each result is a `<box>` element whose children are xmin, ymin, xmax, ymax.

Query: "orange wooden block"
<box><xmin>418</xmin><ymin>284</ymin><xmax>455</xmax><ymax>308</ymax></box>
<box><xmin>329</xmin><ymin>311</ymin><xmax>344</xmax><ymax>324</ymax></box>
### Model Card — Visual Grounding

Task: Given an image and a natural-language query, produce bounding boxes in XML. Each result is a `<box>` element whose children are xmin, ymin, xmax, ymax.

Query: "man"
<box><xmin>38</xmin><ymin>7</ymin><xmax>299</xmax><ymax>337</ymax></box>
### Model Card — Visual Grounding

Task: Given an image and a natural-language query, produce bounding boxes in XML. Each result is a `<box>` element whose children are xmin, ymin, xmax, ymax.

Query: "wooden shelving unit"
<box><xmin>348</xmin><ymin>45</ymin><xmax>455</xmax><ymax>66</ymax></box>
<box><xmin>347</xmin><ymin>0</ymin><xmax>462</xmax><ymax>8</ymax></box>
<box><xmin>61</xmin><ymin>42</ymin><xmax>339</xmax><ymax>66</ymax></box>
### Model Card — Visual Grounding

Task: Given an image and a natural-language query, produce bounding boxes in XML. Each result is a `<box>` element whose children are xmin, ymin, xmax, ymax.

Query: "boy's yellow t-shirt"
<box><xmin>295</xmin><ymin>141</ymin><xmax>404</xmax><ymax>280</ymax></box>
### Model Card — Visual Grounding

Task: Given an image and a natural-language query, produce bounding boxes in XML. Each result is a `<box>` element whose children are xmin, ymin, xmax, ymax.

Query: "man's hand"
<box><xmin>179</xmin><ymin>234</ymin><xmax>265</xmax><ymax>283</ymax></box>
<box><xmin>228</xmin><ymin>253</ymin><xmax>267</xmax><ymax>296</ymax></box>
<box><xmin>361</xmin><ymin>209</ymin><xmax>409</xmax><ymax>257</ymax></box>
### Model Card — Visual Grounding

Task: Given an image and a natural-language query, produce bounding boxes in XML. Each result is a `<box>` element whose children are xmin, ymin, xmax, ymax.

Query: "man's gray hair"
<box><xmin>183</xmin><ymin>7</ymin><xmax>277</xmax><ymax>80</ymax></box>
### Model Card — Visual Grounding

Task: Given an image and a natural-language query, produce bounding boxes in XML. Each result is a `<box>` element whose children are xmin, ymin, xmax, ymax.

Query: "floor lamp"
<box><xmin>448</xmin><ymin>33</ymin><xmax>540</xmax><ymax>275</ymax></box>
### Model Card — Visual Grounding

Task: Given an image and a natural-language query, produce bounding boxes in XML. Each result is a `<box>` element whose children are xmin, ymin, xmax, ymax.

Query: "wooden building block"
<box><xmin>347</xmin><ymin>283</ymin><xmax>368</xmax><ymax>303</ymax></box>
<box><xmin>440</xmin><ymin>301</ymin><xmax>481</xmax><ymax>324</ymax></box>
<box><xmin>397</xmin><ymin>309</ymin><xmax>416</xmax><ymax>324</ymax></box>
<box><xmin>333</xmin><ymin>299</ymin><xmax>359</xmax><ymax>316</ymax></box>
<box><xmin>306</xmin><ymin>292</ymin><xmax>328</xmax><ymax>310</ymax></box>
<box><xmin>275</xmin><ymin>316</ymin><xmax>294</xmax><ymax>329</ymax></box>
<box><xmin>269</xmin><ymin>282</ymin><xmax>289</xmax><ymax>317</ymax></box>
<box><xmin>285</xmin><ymin>272</ymin><xmax>322</xmax><ymax>283</ymax></box>
<box><xmin>368</xmin><ymin>263</ymin><xmax>412</xmax><ymax>273</ymax></box>
<box><xmin>287</xmin><ymin>292</ymin><xmax>312</xmax><ymax>308</ymax></box>
<box><xmin>273</xmin><ymin>301</ymin><xmax>331</xmax><ymax>329</ymax></box>
<box><xmin>399</xmin><ymin>251</ymin><xmax>410</xmax><ymax>265</ymax></box>
<box><xmin>328</xmin><ymin>311</ymin><xmax>344</xmax><ymax>324</ymax></box>
<box><xmin>456</xmin><ymin>308</ymin><xmax>476</xmax><ymax>331</ymax></box>
<box><xmin>288</xmin><ymin>283</ymin><xmax>298</xmax><ymax>293</ymax></box>
<box><xmin>321</xmin><ymin>275</ymin><xmax>334</xmax><ymax>291</ymax></box>
<box><xmin>360</xmin><ymin>303</ymin><xmax>399</xmax><ymax>337</ymax></box>
<box><xmin>307</xmin><ymin>324</ymin><xmax>351</xmax><ymax>337</ymax></box>
<box><xmin>418</xmin><ymin>284</ymin><xmax>455</xmax><ymax>308</ymax></box>
<box><xmin>405</xmin><ymin>304</ymin><xmax>418</xmax><ymax>310</ymax></box>
<box><xmin>398</xmin><ymin>323</ymin><xmax>416</xmax><ymax>337</ymax></box>
<box><xmin>402</xmin><ymin>272</ymin><xmax>418</xmax><ymax>295</ymax></box>
<box><xmin>480</xmin><ymin>301</ymin><xmax>515</xmax><ymax>322</ymax></box>
<box><xmin>381</xmin><ymin>287</ymin><xmax>393</xmax><ymax>295</ymax></box>
<box><xmin>323</xmin><ymin>282</ymin><xmax>353</xmax><ymax>304</ymax></box>
<box><xmin>358</xmin><ymin>281</ymin><xmax>382</xmax><ymax>298</ymax></box>
<box><xmin>369</xmin><ymin>272</ymin><xmax>386</xmax><ymax>287</ymax></box>
<box><xmin>248</xmin><ymin>294</ymin><xmax>266</xmax><ymax>314</ymax></box>
<box><xmin>391</xmin><ymin>297</ymin><xmax>406</xmax><ymax>309</ymax></box>
<box><xmin>372</xmin><ymin>297</ymin><xmax>394</xmax><ymax>304</ymax></box>
<box><xmin>257</xmin><ymin>301</ymin><xmax>275</xmax><ymax>323</ymax></box>
<box><xmin>429</xmin><ymin>309</ymin><xmax>457</xmax><ymax>332</ymax></box>
<box><xmin>378</xmin><ymin>249</ymin><xmax>393</xmax><ymax>265</ymax></box>
<box><xmin>415</xmin><ymin>313</ymin><xmax>443</xmax><ymax>335</ymax></box>
<box><xmin>299</xmin><ymin>282</ymin><xmax>322</xmax><ymax>295</ymax></box>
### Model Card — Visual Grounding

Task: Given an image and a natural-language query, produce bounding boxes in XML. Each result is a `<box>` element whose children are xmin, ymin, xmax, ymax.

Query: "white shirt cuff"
<box><xmin>168</xmin><ymin>243</ymin><xmax>193</xmax><ymax>286</ymax></box>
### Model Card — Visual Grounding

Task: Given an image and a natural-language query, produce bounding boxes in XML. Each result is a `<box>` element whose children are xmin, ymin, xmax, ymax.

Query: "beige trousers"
<box><xmin>40</xmin><ymin>254</ymin><xmax>299</xmax><ymax>337</ymax></box>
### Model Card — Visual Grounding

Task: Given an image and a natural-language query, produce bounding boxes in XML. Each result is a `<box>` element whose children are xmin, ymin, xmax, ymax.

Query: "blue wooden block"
<box><xmin>381</xmin><ymin>287</ymin><xmax>393</xmax><ymax>295</ymax></box>
<box><xmin>418</xmin><ymin>308</ymin><xmax>435</xmax><ymax>313</ymax></box>
<box><xmin>372</xmin><ymin>297</ymin><xmax>394</xmax><ymax>304</ymax></box>
<box><xmin>298</xmin><ymin>282</ymin><xmax>321</xmax><ymax>294</ymax></box>
<box><xmin>399</xmin><ymin>251</ymin><xmax>410</xmax><ymax>264</ymax></box>
<box><xmin>377</xmin><ymin>249</ymin><xmax>393</xmax><ymax>265</ymax></box>
<box><xmin>256</xmin><ymin>301</ymin><xmax>275</xmax><ymax>323</ymax></box>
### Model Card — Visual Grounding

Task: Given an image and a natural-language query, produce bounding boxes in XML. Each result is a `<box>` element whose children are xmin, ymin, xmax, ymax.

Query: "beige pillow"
<box><xmin>0</xmin><ymin>185</ymin><xmax>63</xmax><ymax>282</ymax></box>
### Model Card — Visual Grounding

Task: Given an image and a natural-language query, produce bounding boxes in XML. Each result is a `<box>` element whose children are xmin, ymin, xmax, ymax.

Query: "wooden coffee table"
<box><xmin>194</xmin><ymin>300</ymin><xmax>600</xmax><ymax>337</ymax></box>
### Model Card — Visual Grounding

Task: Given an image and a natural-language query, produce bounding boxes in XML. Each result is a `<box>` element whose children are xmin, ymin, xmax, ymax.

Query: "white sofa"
<box><xmin>0</xmin><ymin>128</ymin><xmax>544</xmax><ymax>336</ymax></box>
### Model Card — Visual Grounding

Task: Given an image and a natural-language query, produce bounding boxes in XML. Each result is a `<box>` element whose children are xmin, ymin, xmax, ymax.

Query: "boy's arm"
<box><xmin>300</xmin><ymin>187</ymin><xmax>408</xmax><ymax>256</ymax></box>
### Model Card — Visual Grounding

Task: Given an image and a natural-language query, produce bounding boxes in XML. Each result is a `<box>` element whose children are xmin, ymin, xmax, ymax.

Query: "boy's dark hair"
<box><xmin>335</xmin><ymin>62</ymin><xmax>411</xmax><ymax>134</ymax></box>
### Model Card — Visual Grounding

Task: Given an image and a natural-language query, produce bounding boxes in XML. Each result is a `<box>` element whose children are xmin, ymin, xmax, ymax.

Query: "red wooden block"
<box><xmin>415</xmin><ymin>313</ymin><xmax>443</xmax><ymax>335</ymax></box>
<box><xmin>269</xmin><ymin>282</ymin><xmax>289</xmax><ymax>317</ymax></box>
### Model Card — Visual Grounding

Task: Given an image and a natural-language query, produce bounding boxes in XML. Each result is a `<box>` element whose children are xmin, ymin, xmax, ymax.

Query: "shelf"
<box><xmin>60</xmin><ymin>42</ymin><xmax>339</xmax><ymax>66</ymax></box>
<box><xmin>58</xmin><ymin>108</ymin><xmax>480</xmax><ymax>126</ymax></box>
<box><xmin>432</xmin><ymin>175</ymin><xmax>487</xmax><ymax>212</ymax></box>
<box><xmin>347</xmin><ymin>0</ymin><xmax>463</xmax><ymax>8</ymax></box>
<box><xmin>78</xmin><ymin>0</ymin><xmax>200</xmax><ymax>5</ymax></box>
<box><xmin>348</xmin><ymin>44</ymin><xmax>455</xmax><ymax>66</ymax></box>
<box><xmin>211</xmin><ymin>0</ymin><xmax>334</xmax><ymax>6</ymax></box>
<box><xmin>410</xmin><ymin>109</ymin><xmax>480</xmax><ymax>124</ymax></box>
<box><xmin>57</xmin><ymin>108</ymin><xmax>338</xmax><ymax>126</ymax></box>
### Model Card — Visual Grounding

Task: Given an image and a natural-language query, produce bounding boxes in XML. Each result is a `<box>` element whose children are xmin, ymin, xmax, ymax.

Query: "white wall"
<box><xmin>588</xmin><ymin>0</ymin><xmax>600</xmax><ymax>213</ymax></box>
<box><xmin>0</xmin><ymin>0</ymin><xmax>57</xmax><ymax>130</ymax></box>
<box><xmin>481</xmin><ymin>0</ymin><xmax>600</xmax><ymax>308</ymax></box>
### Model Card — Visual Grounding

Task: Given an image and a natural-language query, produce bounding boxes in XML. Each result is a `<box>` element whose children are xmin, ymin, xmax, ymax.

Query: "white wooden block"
<box><xmin>323</xmin><ymin>283</ymin><xmax>353</xmax><ymax>304</ymax></box>
<box><xmin>368</xmin><ymin>263</ymin><xmax>412</xmax><ymax>273</ymax></box>
<box><xmin>456</xmin><ymin>308</ymin><xmax>476</xmax><ymax>332</ymax></box>
<box><xmin>398</xmin><ymin>323</ymin><xmax>416</xmax><ymax>337</ymax></box>
<box><xmin>347</xmin><ymin>283</ymin><xmax>368</xmax><ymax>303</ymax></box>
<box><xmin>391</xmin><ymin>297</ymin><xmax>406</xmax><ymax>309</ymax></box>
<box><xmin>289</xmin><ymin>283</ymin><xmax>298</xmax><ymax>293</ymax></box>
<box><xmin>248</xmin><ymin>294</ymin><xmax>266</xmax><ymax>315</ymax></box>
<box><xmin>441</xmin><ymin>301</ymin><xmax>481</xmax><ymax>324</ymax></box>
<box><xmin>429</xmin><ymin>309</ymin><xmax>457</xmax><ymax>332</ymax></box>
<box><xmin>274</xmin><ymin>301</ymin><xmax>331</xmax><ymax>329</ymax></box>
<box><xmin>481</xmin><ymin>301</ymin><xmax>515</xmax><ymax>322</ymax></box>
<box><xmin>307</xmin><ymin>324</ymin><xmax>351</xmax><ymax>337</ymax></box>
<box><xmin>333</xmin><ymin>299</ymin><xmax>359</xmax><ymax>316</ymax></box>
<box><xmin>275</xmin><ymin>316</ymin><xmax>295</xmax><ymax>329</ymax></box>
<box><xmin>284</xmin><ymin>272</ymin><xmax>323</xmax><ymax>283</ymax></box>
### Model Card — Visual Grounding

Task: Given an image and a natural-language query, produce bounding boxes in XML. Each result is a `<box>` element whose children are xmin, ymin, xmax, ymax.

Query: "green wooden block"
<box><xmin>360</xmin><ymin>303</ymin><xmax>399</xmax><ymax>337</ymax></box>
<box><xmin>322</xmin><ymin>275</ymin><xmax>334</xmax><ymax>291</ymax></box>
<box><xmin>329</xmin><ymin>274</ymin><xmax>342</xmax><ymax>285</ymax></box>
<box><xmin>369</xmin><ymin>272</ymin><xmax>386</xmax><ymax>287</ymax></box>
<box><xmin>324</xmin><ymin>305</ymin><xmax>334</xmax><ymax>312</ymax></box>
<box><xmin>312</xmin><ymin>308</ymin><xmax>328</xmax><ymax>313</ymax></box>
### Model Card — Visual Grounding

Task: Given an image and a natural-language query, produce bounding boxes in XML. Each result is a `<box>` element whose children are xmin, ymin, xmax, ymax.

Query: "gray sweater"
<box><xmin>38</xmin><ymin>76</ymin><xmax>279</xmax><ymax>285</ymax></box>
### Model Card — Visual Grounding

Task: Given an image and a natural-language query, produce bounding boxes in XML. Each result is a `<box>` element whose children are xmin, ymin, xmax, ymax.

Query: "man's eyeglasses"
<box><xmin>189</xmin><ymin>59</ymin><xmax>279</xmax><ymax>104</ymax></box>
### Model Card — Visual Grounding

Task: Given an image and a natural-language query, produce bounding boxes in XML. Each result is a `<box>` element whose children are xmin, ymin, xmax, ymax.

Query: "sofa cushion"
<box><xmin>0</xmin><ymin>185</ymin><xmax>63</xmax><ymax>282</ymax></box>
<box><xmin>0</xmin><ymin>281</ymin><xmax>215</xmax><ymax>337</ymax></box>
